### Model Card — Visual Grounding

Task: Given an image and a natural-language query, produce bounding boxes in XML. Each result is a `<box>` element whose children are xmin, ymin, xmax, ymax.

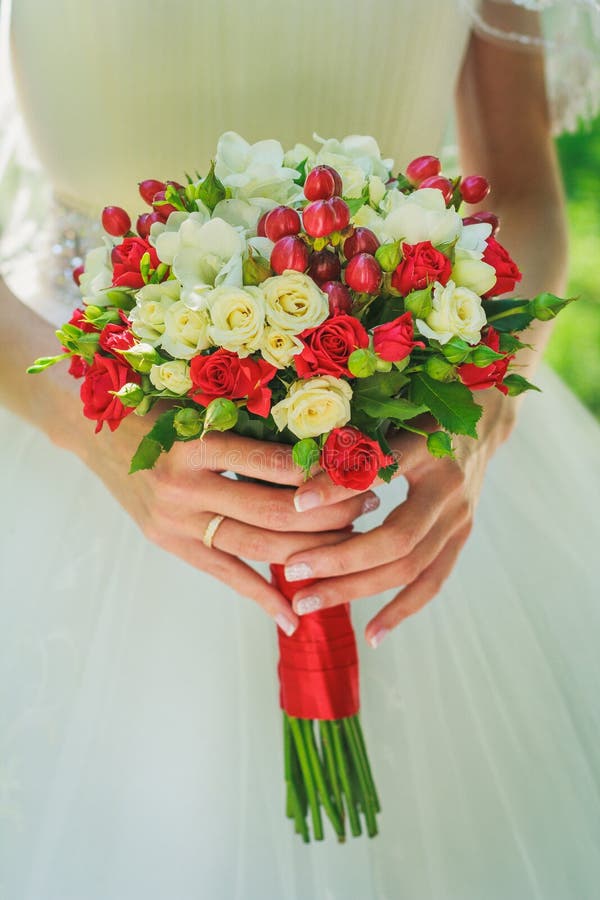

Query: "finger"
<box><xmin>365</xmin><ymin>522</ymin><xmax>472</xmax><ymax>647</ymax></box>
<box><xmin>161</xmin><ymin>533</ymin><xmax>300</xmax><ymax>636</ymax></box>
<box><xmin>290</xmin><ymin>513</ymin><xmax>464</xmax><ymax>615</ymax></box>
<box><xmin>190</xmin><ymin>512</ymin><xmax>356</xmax><ymax>564</ymax></box>
<box><xmin>196</xmin><ymin>472</ymin><xmax>380</xmax><ymax>533</ymax></box>
<box><xmin>285</xmin><ymin>476</ymin><xmax>448</xmax><ymax>581</ymax></box>
<box><xmin>291</xmin><ymin>428</ymin><xmax>430</xmax><ymax>512</ymax></box>
<box><xmin>179</xmin><ymin>432</ymin><xmax>304</xmax><ymax>486</ymax></box>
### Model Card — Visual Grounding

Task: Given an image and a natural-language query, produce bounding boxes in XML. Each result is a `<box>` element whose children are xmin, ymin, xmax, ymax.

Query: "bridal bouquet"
<box><xmin>30</xmin><ymin>132</ymin><xmax>572</xmax><ymax>842</ymax></box>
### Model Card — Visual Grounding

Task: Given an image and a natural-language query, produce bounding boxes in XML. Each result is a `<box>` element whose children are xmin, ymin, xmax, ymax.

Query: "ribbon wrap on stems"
<box><xmin>271</xmin><ymin>563</ymin><xmax>359</xmax><ymax>720</ymax></box>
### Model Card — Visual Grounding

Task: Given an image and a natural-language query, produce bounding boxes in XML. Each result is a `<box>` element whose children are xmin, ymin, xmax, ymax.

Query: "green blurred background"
<box><xmin>546</xmin><ymin>115</ymin><xmax>600</xmax><ymax>419</ymax></box>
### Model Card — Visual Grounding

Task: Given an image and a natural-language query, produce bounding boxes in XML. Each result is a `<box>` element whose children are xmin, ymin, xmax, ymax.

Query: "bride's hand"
<box><xmin>283</xmin><ymin>390</ymin><xmax>518</xmax><ymax>646</ymax></box>
<box><xmin>78</xmin><ymin>411</ymin><xmax>376</xmax><ymax>635</ymax></box>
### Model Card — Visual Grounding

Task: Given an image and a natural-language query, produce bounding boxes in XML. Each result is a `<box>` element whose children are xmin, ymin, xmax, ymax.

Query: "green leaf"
<box><xmin>345</xmin><ymin>196</ymin><xmax>367</xmax><ymax>216</ymax></box>
<box><xmin>427</xmin><ymin>430</ymin><xmax>455</xmax><ymax>459</ymax></box>
<box><xmin>483</xmin><ymin>298</ymin><xmax>533</xmax><ymax>332</ymax></box>
<box><xmin>129</xmin><ymin>436</ymin><xmax>163</xmax><ymax>474</ymax></box>
<box><xmin>498</xmin><ymin>332</ymin><xmax>528</xmax><ymax>353</ymax></box>
<box><xmin>364</xmin><ymin>295</ymin><xmax>405</xmax><ymax>329</ymax></box>
<box><xmin>502</xmin><ymin>374</ymin><xmax>541</xmax><ymax>397</ymax></box>
<box><xmin>411</xmin><ymin>372</ymin><xmax>482</xmax><ymax>437</ymax></box>
<box><xmin>195</xmin><ymin>160</ymin><xmax>227</xmax><ymax>211</ymax></box>
<box><xmin>292</xmin><ymin>438</ymin><xmax>320</xmax><ymax>477</ymax></box>
<box><xmin>378</xmin><ymin>460</ymin><xmax>398</xmax><ymax>483</ymax></box>
<box><xmin>395</xmin><ymin>172</ymin><xmax>412</xmax><ymax>194</ymax></box>
<box><xmin>129</xmin><ymin>409</ymin><xmax>179</xmax><ymax>474</ymax></box>
<box><xmin>469</xmin><ymin>344</ymin><xmax>505</xmax><ymax>367</ymax></box>
<box><xmin>293</xmin><ymin>157</ymin><xmax>309</xmax><ymax>185</ymax></box>
<box><xmin>354</xmin><ymin>390</ymin><xmax>426</xmax><ymax>422</ymax></box>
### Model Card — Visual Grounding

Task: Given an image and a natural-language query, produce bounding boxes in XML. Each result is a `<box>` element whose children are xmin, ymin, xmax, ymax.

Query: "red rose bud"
<box><xmin>482</xmin><ymin>237</ymin><xmax>522</xmax><ymax>297</ymax></box>
<box><xmin>418</xmin><ymin>176</ymin><xmax>454</xmax><ymax>204</ymax></box>
<box><xmin>111</xmin><ymin>237</ymin><xmax>159</xmax><ymax>289</ymax></box>
<box><xmin>304</xmin><ymin>165</ymin><xmax>343</xmax><ymax>201</ymax></box>
<box><xmin>321</xmin><ymin>281</ymin><xmax>352</xmax><ymax>316</ymax></box>
<box><xmin>270</xmin><ymin>235</ymin><xmax>310</xmax><ymax>274</ymax></box>
<box><xmin>345</xmin><ymin>253</ymin><xmax>382</xmax><ymax>294</ymax></box>
<box><xmin>308</xmin><ymin>249</ymin><xmax>341</xmax><ymax>285</ymax></box>
<box><xmin>460</xmin><ymin>175</ymin><xmax>490</xmax><ymax>205</ymax></box>
<box><xmin>72</xmin><ymin>264</ymin><xmax>84</xmax><ymax>286</ymax></box>
<box><xmin>139</xmin><ymin>179</ymin><xmax>166</xmax><ymax>206</ymax></box>
<box><xmin>256</xmin><ymin>210</ymin><xmax>270</xmax><ymax>237</ymax></box>
<box><xmin>152</xmin><ymin>190</ymin><xmax>178</xmax><ymax>218</ymax></box>
<box><xmin>391</xmin><ymin>241</ymin><xmax>452</xmax><ymax>295</ymax></box>
<box><xmin>101</xmin><ymin>206</ymin><xmax>131</xmax><ymax>237</ymax></box>
<box><xmin>321</xmin><ymin>426</ymin><xmax>393</xmax><ymax>491</ymax></box>
<box><xmin>295</xmin><ymin>314</ymin><xmax>369</xmax><ymax>378</ymax></box>
<box><xmin>463</xmin><ymin>210</ymin><xmax>500</xmax><ymax>236</ymax></box>
<box><xmin>98</xmin><ymin>323</ymin><xmax>136</xmax><ymax>355</ymax></box>
<box><xmin>343</xmin><ymin>227</ymin><xmax>380</xmax><ymax>260</ymax></box>
<box><xmin>373</xmin><ymin>311</ymin><xmax>425</xmax><ymax>362</ymax></box>
<box><xmin>80</xmin><ymin>353</ymin><xmax>141</xmax><ymax>433</ymax></box>
<box><xmin>264</xmin><ymin>206</ymin><xmax>302</xmax><ymax>242</ymax></box>
<box><xmin>458</xmin><ymin>327</ymin><xmax>512</xmax><ymax>394</ymax></box>
<box><xmin>406</xmin><ymin>154</ymin><xmax>442</xmax><ymax>187</ymax></box>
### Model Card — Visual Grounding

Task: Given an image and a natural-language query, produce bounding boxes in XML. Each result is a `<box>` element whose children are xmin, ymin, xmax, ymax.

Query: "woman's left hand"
<box><xmin>283</xmin><ymin>390</ymin><xmax>518</xmax><ymax>648</ymax></box>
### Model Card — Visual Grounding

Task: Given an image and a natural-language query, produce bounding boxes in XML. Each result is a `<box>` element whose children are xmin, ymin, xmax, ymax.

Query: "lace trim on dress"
<box><xmin>459</xmin><ymin>0</ymin><xmax>600</xmax><ymax>133</ymax></box>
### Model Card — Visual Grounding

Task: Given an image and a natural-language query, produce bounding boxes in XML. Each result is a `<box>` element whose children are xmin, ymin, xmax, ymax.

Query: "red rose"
<box><xmin>99</xmin><ymin>322</ymin><xmax>136</xmax><ymax>355</ymax></box>
<box><xmin>372</xmin><ymin>311</ymin><xmax>425</xmax><ymax>362</ymax></box>
<box><xmin>457</xmin><ymin>327</ymin><xmax>512</xmax><ymax>395</ymax></box>
<box><xmin>482</xmin><ymin>237</ymin><xmax>522</xmax><ymax>297</ymax></box>
<box><xmin>111</xmin><ymin>237</ymin><xmax>160</xmax><ymax>289</ymax></box>
<box><xmin>189</xmin><ymin>349</ymin><xmax>276</xmax><ymax>417</ymax></box>
<box><xmin>68</xmin><ymin>308</ymin><xmax>98</xmax><ymax>333</ymax></box>
<box><xmin>68</xmin><ymin>356</ymin><xmax>89</xmax><ymax>379</ymax></box>
<box><xmin>391</xmin><ymin>241</ymin><xmax>452</xmax><ymax>295</ymax></box>
<box><xmin>80</xmin><ymin>353</ymin><xmax>141</xmax><ymax>433</ymax></box>
<box><xmin>295</xmin><ymin>314</ymin><xmax>369</xmax><ymax>378</ymax></box>
<box><xmin>321</xmin><ymin>426</ymin><xmax>393</xmax><ymax>491</ymax></box>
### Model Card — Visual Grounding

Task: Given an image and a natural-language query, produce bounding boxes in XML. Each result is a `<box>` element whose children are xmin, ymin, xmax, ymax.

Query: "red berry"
<box><xmin>308</xmin><ymin>250</ymin><xmax>341</xmax><ymax>285</ymax></box>
<box><xmin>406</xmin><ymin>155</ymin><xmax>441</xmax><ymax>187</ymax></box>
<box><xmin>152</xmin><ymin>190</ymin><xmax>178</xmax><ymax>218</ymax></box>
<box><xmin>270</xmin><ymin>236</ymin><xmax>310</xmax><ymax>275</ymax></box>
<box><xmin>321</xmin><ymin>281</ymin><xmax>352</xmax><ymax>315</ymax></box>
<box><xmin>101</xmin><ymin>206</ymin><xmax>131</xmax><ymax>237</ymax></box>
<box><xmin>463</xmin><ymin>210</ymin><xmax>500</xmax><ymax>236</ymax></box>
<box><xmin>344</xmin><ymin>253</ymin><xmax>382</xmax><ymax>294</ymax></box>
<box><xmin>264</xmin><ymin>206</ymin><xmax>302</xmax><ymax>242</ymax></box>
<box><xmin>304</xmin><ymin>165</ymin><xmax>343</xmax><ymax>201</ymax></box>
<box><xmin>166</xmin><ymin>180</ymin><xmax>184</xmax><ymax>191</ymax></box>
<box><xmin>302</xmin><ymin>200</ymin><xmax>337</xmax><ymax>238</ymax></box>
<box><xmin>139</xmin><ymin>179</ymin><xmax>166</xmax><ymax>206</ymax></box>
<box><xmin>343</xmin><ymin>227</ymin><xmax>380</xmax><ymax>260</ymax></box>
<box><xmin>330</xmin><ymin>197</ymin><xmax>351</xmax><ymax>232</ymax></box>
<box><xmin>419</xmin><ymin>176</ymin><xmax>454</xmax><ymax>205</ymax></box>
<box><xmin>257</xmin><ymin>211</ymin><xmax>269</xmax><ymax>237</ymax></box>
<box><xmin>460</xmin><ymin>175</ymin><xmax>490</xmax><ymax>205</ymax></box>
<box><xmin>72</xmin><ymin>264</ymin><xmax>84</xmax><ymax>286</ymax></box>
<box><xmin>136</xmin><ymin>211</ymin><xmax>164</xmax><ymax>239</ymax></box>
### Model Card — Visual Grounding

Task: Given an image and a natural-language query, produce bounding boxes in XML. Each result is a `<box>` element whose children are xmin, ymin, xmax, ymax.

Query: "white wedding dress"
<box><xmin>1</xmin><ymin>1</ymin><xmax>600</xmax><ymax>898</ymax></box>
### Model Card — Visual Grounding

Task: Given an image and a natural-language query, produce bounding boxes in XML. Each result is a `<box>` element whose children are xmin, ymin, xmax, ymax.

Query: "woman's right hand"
<box><xmin>77</xmin><ymin>412</ymin><xmax>378</xmax><ymax>635</ymax></box>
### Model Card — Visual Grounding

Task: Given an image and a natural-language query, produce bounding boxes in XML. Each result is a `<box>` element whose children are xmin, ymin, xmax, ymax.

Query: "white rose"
<box><xmin>260</xmin><ymin>326</ymin><xmax>304</xmax><ymax>369</ymax></box>
<box><xmin>165</xmin><ymin>216</ymin><xmax>246</xmax><ymax>300</ymax></box>
<box><xmin>206</xmin><ymin>285</ymin><xmax>265</xmax><ymax>356</ymax></box>
<box><xmin>129</xmin><ymin>280</ymin><xmax>180</xmax><ymax>344</ymax></box>
<box><xmin>149</xmin><ymin>360</ymin><xmax>193</xmax><ymax>395</ymax></box>
<box><xmin>313</xmin><ymin>134</ymin><xmax>393</xmax><ymax>199</ymax></box>
<box><xmin>451</xmin><ymin>254</ymin><xmax>497</xmax><ymax>296</ymax></box>
<box><xmin>416</xmin><ymin>280</ymin><xmax>487</xmax><ymax>346</ymax></box>
<box><xmin>79</xmin><ymin>244</ymin><xmax>113</xmax><ymax>305</ymax></box>
<box><xmin>160</xmin><ymin>300</ymin><xmax>211</xmax><ymax>359</ymax></box>
<box><xmin>381</xmin><ymin>188</ymin><xmax>462</xmax><ymax>246</ymax></box>
<box><xmin>271</xmin><ymin>376</ymin><xmax>352</xmax><ymax>439</ymax></box>
<box><xmin>215</xmin><ymin>131</ymin><xmax>300</xmax><ymax>203</ymax></box>
<box><xmin>262</xmin><ymin>271</ymin><xmax>328</xmax><ymax>335</ymax></box>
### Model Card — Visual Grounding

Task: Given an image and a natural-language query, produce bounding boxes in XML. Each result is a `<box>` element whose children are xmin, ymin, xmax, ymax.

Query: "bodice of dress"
<box><xmin>9</xmin><ymin>0</ymin><xmax>473</xmax><ymax>213</ymax></box>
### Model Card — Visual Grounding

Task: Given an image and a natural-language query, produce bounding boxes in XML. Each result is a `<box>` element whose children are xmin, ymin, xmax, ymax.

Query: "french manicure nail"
<box><xmin>295</xmin><ymin>595</ymin><xmax>322</xmax><ymax>615</ymax></box>
<box><xmin>369</xmin><ymin>628</ymin><xmax>388</xmax><ymax>649</ymax></box>
<box><xmin>294</xmin><ymin>491</ymin><xmax>322</xmax><ymax>513</ymax></box>
<box><xmin>275</xmin><ymin>613</ymin><xmax>297</xmax><ymax>637</ymax></box>
<box><xmin>285</xmin><ymin>562</ymin><xmax>313</xmax><ymax>582</ymax></box>
<box><xmin>362</xmin><ymin>494</ymin><xmax>381</xmax><ymax>515</ymax></box>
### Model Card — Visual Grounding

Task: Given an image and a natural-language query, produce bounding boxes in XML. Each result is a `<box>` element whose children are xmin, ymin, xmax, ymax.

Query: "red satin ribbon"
<box><xmin>271</xmin><ymin>563</ymin><xmax>359</xmax><ymax>720</ymax></box>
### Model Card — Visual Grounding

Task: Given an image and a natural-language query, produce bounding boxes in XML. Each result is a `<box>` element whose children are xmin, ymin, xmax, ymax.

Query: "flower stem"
<box><xmin>331</xmin><ymin>721</ymin><xmax>362</xmax><ymax>837</ymax></box>
<box><xmin>319</xmin><ymin>721</ymin><xmax>344</xmax><ymax>831</ymax></box>
<box><xmin>343</xmin><ymin>718</ymin><xmax>378</xmax><ymax>837</ymax></box>
<box><xmin>289</xmin><ymin>716</ymin><xmax>324</xmax><ymax>841</ymax></box>
<box><xmin>302</xmin><ymin>719</ymin><xmax>345</xmax><ymax>840</ymax></box>
<box><xmin>351</xmin><ymin>715</ymin><xmax>381</xmax><ymax>814</ymax></box>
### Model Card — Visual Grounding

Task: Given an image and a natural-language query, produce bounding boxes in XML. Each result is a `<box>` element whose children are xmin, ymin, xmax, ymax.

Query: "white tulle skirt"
<box><xmin>1</xmin><ymin>363</ymin><xmax>599</xmax><ymax>900</ymax></box>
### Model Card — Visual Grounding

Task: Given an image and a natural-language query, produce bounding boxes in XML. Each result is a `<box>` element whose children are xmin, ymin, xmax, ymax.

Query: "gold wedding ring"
<box><xmin>202</xmin><ymin>514</ymin><xmax>225</xmax><ymax>549</ymax></box>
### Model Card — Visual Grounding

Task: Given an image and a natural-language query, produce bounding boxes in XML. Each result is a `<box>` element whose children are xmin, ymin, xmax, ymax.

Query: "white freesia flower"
<box><xmin>129</xmin><ymin>280</ymin><xmax>180</xmax><ymax>344</ymax></box>
<box><xmin>206</xmin><ymin>285</ymin><xmax>265</xmax><ymax>356</ymax></box>
<box><xmin>211</xmin><ymin>198</ymin><xmax>275</xmax><ymax>234</ymax></box>
<box><xmin>149</xmin><ymin>360</ymin><xmax>193</xmax><ymax>395</ymax></box>
<box><xmin>160</xmin><ymin>300</ymin><xmax>211</xmax><ymax>359</ymax></box>
<box><xmin>456</xmin><ymin>222</ymin><xmax>493</xmax><ymax>259</ymax></box>
<box><xmin>416</xmin><ymin>280</ymin><xmax>487</xmax><ymax>345</ymax></box>
<box><xmin>151</xmin><ymin>210</ymin><xmax>209</xmax><ymax>261</ymax></box>
<box><xmin>381</xmin><ymin>188</ymin><xmax>462</xmax><ymax>246</ymax></box>
<box><xmin>262</xmin><ymin>271</ymin><xmax>329</xmax><ymax>335</ymax></box>
<box><xmin>284</xmin><ymin>143</ymin><xmax>316</xmax><ymax>170</ymax></box>
<box><xmin>215</xmin><ymin>131</ymin><xmax>300</xmax><ymax>203</ymax></box>
<box><xmin>451</xmin><ymin>254</ymin><xmax>497</xmax><ymax>296</ymax></box>
<box><xmin>368</xmin><ymin>175</ymin><xmax>387</xmax><ymax>207</ymax></box>
<box><xmin>351</xmin><ymin>204</ymin><xmax>387</xmax><ymax>241</ymax></box>
<box><xmin>163</xmin><ymin>216</ymin><xmax>246</xmax><ymax>300</ymax></box>
<box><xmin>260</xmin><ymin>326</ymin><xmax>304</xmax><ymax>369</ymax></box>
<box><xmin>271</xmin><ymin>376</ymin><xmax>352</xmax><ymax>439</ymax></box>
<box><xmin>79</xmin><ymin>244</ymin><xmax>113</xmax><ymax>305</ymax></box>
<box><xmin>313</xmin><ymin>134</ymin><xmax>393</xmax><ymax>199</ymax></box>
